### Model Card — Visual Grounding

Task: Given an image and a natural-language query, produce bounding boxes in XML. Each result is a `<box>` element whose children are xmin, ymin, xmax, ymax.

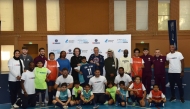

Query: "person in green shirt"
<box><xmin>72</xmin><ymin>81</ymin><xmax>83</xmax><ymax>105</ymax></box>
<box><xmin>105</xmin><ymin>81</ymin><xmax>117</xmax><ymax>105</ymax></box>
<box><xmin>34</xmin><ymin>60</ymin><xmax>51</xmax><ymax>106</ymax></box>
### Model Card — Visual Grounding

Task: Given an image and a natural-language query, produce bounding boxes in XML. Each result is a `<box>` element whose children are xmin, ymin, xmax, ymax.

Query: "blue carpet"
<box><xmin>0</xmin><ymin>100</ymin><xmax>189</xmax><ymax>109</ymax></box>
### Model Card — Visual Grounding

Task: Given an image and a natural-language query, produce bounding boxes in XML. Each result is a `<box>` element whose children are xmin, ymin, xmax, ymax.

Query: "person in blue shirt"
<box><xmin>52</xmin><ymin>83</ymin><xmax>75</xmax><ymax>109</ymax></box>
<box><xmin>115</xmin><ymin>81</ymin><xmax>128</xmax><ymax>107</ymax></box>
<box><xmin>57</xmin><ymin>51</ymin><xmax>71</xmax><ymax>75</ymax></box>
<box><xmin>79</xmin><ymin>56</ymin><xmax>96</xmax><ymax>86</ymax></box>
<box><xmin>88</xmin><ymin>47</ymin><xmax>104</xmax><ymax>75</ymax></box>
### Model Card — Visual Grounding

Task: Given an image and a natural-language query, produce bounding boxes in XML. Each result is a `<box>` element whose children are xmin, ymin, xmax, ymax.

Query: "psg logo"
<box><xmin>93</xmin><ymin>57</ymin><xmax>99</xmax><ymax>63</ymax></box>
<box><xmin>95</xmin><ymin>39</ymin><xmax>98</xmax><ymax>42</ymax></box>
<box><xmin>55</xmin><ymin>39</ymin><xmax>58</xmax><ymax>42</ymax></box>
<box><xmin>68</xmin><ymin>49</ymin><xmax>72</xmax><ymax>52</ymax></box>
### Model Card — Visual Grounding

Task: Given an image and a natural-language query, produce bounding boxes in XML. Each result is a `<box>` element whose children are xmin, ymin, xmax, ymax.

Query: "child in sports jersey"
<box><xmin>34</xmin><ymin>60</ymin><xmax>51</xmax><ymax>106</ymax></box>
<box><xmin>72</xmin><ymin>81</ymin><xmax>83</xmax><ymax>104</ymax></box>
<box><xmin>105</xmin><ymin>81</ymin><xmax>117</xmax><ymax>105</ymax></box>
<box><xmin>115</xmin><ymin>81</ymin><xmax>128</xmax><ymax>107</ymax></box>
<box><xmin>148</xmin><ymin>84</ymin><xmax>166</xmax><ymax>107</ymax></box>
<box><xmin>53</xmin><ymin>83</ymin><xmax>75</xmax><ymax>109</ymax></box>
<box><xmin>128</xmin><ymin>76</ymin><xmax>146</xmax><ymax>107</ymax></box>
<box><xmin>44</xmin><ymin>52</ymin><xmax>60</xmax><ymax>105</ymax></box>
<box><xmin>76</xmin><ymin>84</ymin><xmax>95</xmax><ymax>109</ymax></box>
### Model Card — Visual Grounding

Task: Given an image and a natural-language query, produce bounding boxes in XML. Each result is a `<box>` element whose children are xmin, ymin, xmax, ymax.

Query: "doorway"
<box><xmin>23</xmin><ymin>44</ymin><xmax>38</xmax><ymax>59</ymax></box>
<box><xmin>135</xmin><ymin>43</ymin><xmax>149</xmax><ymax>56</ymax></box>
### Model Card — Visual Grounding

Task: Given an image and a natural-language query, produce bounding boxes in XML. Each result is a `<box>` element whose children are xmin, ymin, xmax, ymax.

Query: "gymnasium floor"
<box><xmin>0</xmin><ymin>100</ymin><xmax>189</xmax><ymax>109</ymax></box>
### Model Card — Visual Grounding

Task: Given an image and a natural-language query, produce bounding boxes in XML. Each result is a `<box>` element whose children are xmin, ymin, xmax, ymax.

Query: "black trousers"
<box><xmin>93</xmin><ymin>93</ymin><xmax>106</xmax><ymax>104</ymax></box>
<box><xmin>168</xmin><ymin>73</ymin><xmax>184</xmax><ymax>98</ymax></box>
<box><xmin>9</xmin><ymin>81</ymin><xmax>21</xmax><ymax>105</ymax></box>
<box><xmin>21</xmin><ymin>94</ymin><xmax>36</xmax><ymax>109</ymax></box>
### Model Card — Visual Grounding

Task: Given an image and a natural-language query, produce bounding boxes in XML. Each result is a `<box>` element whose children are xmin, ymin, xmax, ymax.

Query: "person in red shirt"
<box><xmin>128</xmin><ymin>76</ymin><xmax>146</xmax><ymax>107</ymax></box>
<box><xmin>153</xmin><ymin>49</ymin><xmax>167</xmax><ymax>94</ymax></box>
<box><xmin>131</xmin><ymin>48</ymin><xmax>144</xmax><ymax>81</ymax></box>
<box><xmin>140</xmin><ymin>48</ymin><xmax>153</xmax><ymax>94</ymax></box>
<box><xmin>148</xmin><ymin>84</ymin><xmax>166</xmax><ymax>107</ymax></box>
<box><xmin>44</xmin><ymin>52</ymin><xmax>60</xmax><ymax>105</ymax></box>
<box><xmin>33</xmin><ymin>48</ymin><xmax>47</xmax><ymax>66</ymax></box>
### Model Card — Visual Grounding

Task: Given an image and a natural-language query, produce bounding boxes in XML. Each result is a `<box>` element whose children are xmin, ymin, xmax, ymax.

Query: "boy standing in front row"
<box><xmin>148</xmin><ymin>84</ymin><xmax>166</xmax><ymax>107</ymax></box>
<box><xmin>20</xmin><ymin>62</ymin><xmax>36</xmax><ymax>109</ymax></box>
<box><xmin>34</xmin><ymin>60</ymin><xmax>51</xmax><ymax>106</ymax></box>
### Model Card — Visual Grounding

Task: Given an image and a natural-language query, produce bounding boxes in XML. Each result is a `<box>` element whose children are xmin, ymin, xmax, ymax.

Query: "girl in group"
<box><xmin>105</xmin><ymin>81</ymin><xmax>117</xmax><ymax>105</ymax></box>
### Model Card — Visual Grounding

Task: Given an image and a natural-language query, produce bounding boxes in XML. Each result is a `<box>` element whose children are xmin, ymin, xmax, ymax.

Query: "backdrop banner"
<box><xmin>47</xmin><ymin>35</ymin><xmax>131</xmax><ymax>61</ymax></box>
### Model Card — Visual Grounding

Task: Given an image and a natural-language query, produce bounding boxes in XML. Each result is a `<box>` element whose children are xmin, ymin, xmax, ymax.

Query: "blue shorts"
<box><xmin>47</xmin><ymin>81</ymin><xmax>55</xmax><ymax>86</ymax></box>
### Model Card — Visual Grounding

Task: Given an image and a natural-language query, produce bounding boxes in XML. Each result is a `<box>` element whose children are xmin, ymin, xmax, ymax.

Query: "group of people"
<box><xmin>7</xmin><ymin>45</ymin><xmax>185</xmax><ymax>109</ymax></box>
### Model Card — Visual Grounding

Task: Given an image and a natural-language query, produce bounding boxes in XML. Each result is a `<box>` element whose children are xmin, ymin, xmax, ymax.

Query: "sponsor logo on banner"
<box><xmin>78</xmin><ymin>39</ymin><xmax>89</xmax><ymax>44</ymax></box>
<box><xmin>92</xmin><ymin>39</ymin><xmax>100</xmax><ymax>44</ymax></box>
<box><xmin>117</xmin><ymin>39</ymin><xmax>128</xmax><ymax>43</ymax></box>
<box><xmin>65</xmin><ymin>39</ymin><xmax>74</xmax><ymax>43</ymax></box>
<box><xmin>105</xmin><ymin>39</ymin><xmax>114</xmax><ymax>43</ymax></box>
<box><xmin>52</xmin><ymin>39</ymin><xmax>61</xmax><ymax>44</ymax></box>
<box><xmin>81</xmin><ymin>50</ymin><xmax>88</xmax><ymax>53</ymax></box>
<box><xmin>51</xmin><ymin>49</ymin><xmax>61</xmax><ymax>54</ymax></box>
<box><xmin>118</xmin><ymin>49</ymin><xmax>124</xmax><ymax>53</ymax></box>
<box><xmin>67</xmin><ymin>49</ymin><xmax>73</xmax><ymax>54</ymax></box>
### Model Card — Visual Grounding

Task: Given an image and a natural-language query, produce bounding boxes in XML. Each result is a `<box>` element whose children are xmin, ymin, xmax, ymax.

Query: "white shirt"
<box><xmin>72</xmin><ymin>87</ymin><xmax>83</xmax><ymax>95</ymax></box>
<box><xmin>119</xmin><ymin>57</ymin><xmax>131</xmax><ymax>73</ymax></box>
<box><xmin>130</xmin><ymin>58</ymin><xmax>145</xmax><ymax>64</ymax></box>
<box><xmin>44</xmin><ymin>60</ymin><xmax>60</xmax><ymax>68</ymax></box>
<box><xmin>114</xmin><ymin>74</ymin><xmax>132</xmax><ymax>87</ymax></box>
<box><xmin>56</xmin><ymin>89</ymin><xmax>71</xmax><ymax>101</ymax></box>
<box><xmin>129</xmin><ymin>83</ymin><xmax>146</xmax><ymax>91</ymax></box>
<box><xmin>89</xmin><ymin>76</ymin><xmax>107</xmax><ymax>93</ymax></box>
<box><xmin>148</xmin><ymin>91</ymin><xmax>165</xmax><ymax>99</ymax></box>
<box><xmin>8</xmin><ymin>58</ymin><xmax>25</xmax><ymax>81</ymax></box>
<box><xmin>21</xmin><ymin>70</ymin><xmax>35</xmax><ymax>94</ymax></box>
<box><xmin>166</xmin><ymin>51</ymin><xmax>184</xmax><ymax>73</ymax></box>
<box><xmin>55</xmin><ymin>75</ymin><xmax>73</xmax><ymax>86</ymax></box>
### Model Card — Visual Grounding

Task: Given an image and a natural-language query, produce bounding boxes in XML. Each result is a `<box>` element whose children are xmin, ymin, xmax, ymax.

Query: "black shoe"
<box><xmin>180</xmin><ymin>97</ymin><xmax>185</xmax><ymax>103</ymax></box>
<box><xmin>169</xmin><ymin>97</ymin><xmax>176</xmax><ymax>102</ymax></box>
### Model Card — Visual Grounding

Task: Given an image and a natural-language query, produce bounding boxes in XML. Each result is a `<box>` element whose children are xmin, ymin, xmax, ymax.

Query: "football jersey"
<box><xmin>80</xmin><ymin>63</ymin><xmax>96</xmax><ymax>84</ymax></box>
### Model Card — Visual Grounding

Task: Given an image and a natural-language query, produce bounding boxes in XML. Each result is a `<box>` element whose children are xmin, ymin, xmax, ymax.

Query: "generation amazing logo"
<box><xmin>81</xmin><ymin>50</ymin><xmax>88</xmax><ymax>53</ymax></box>
<box><xmin>92</xmin><ymin>39</ymin><xmax>100</xmax><ymax>44</ymax></box>
<box><xmin>52</xmin><ymin>39</ymin><xmax>61</xmax><ymax>44</ymax></box>
<box><xmin>67</xmin><ymin>49</ymin><xmax>73</xmax><ymax>54</ymax></box>
<box><xmin>65</xmin><ymin>39</ymin><xmax>74</xmax><ymax>43</ymax></box>
<box><xmin>105</xmin><ymin>39</ymin><xmax>114</xmax><ymax>43</ymax></box>
<box><xmin>117</xmin><ymin>39</ymin><xmax>128</xmax><ymax>43</ymax></box>
<box><xmin>78</xmin><ymin>39</ymin><xmax>89</xmax><ymax>44</ymax></box>
<box><xmin>118</xmin><ymin>49</ymin><xmax>124</xmax><ymax>53</ymax></box>
<box><xmin>51</xmin><ymin>49</ymin><xmax>61</xmax><ymax>54</ymax></box>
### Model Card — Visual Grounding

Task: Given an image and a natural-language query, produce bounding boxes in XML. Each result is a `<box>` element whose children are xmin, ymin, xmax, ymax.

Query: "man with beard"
<box><xmin>54</xmin><ymin>68</ymin><xmax>73</xmax><ymax>91</ymax></box>
<box><xmin>114</xmin><ymin>67</ymin><xmax>132</xmax><ymax>89</ymax></box>
<box><xmin>20</xmin><ymin>62</ymin><xmax>36</xmax><ymax>109</ymax></box>
<box><xmin>105</xmin><ymin>49</ymin><xmax>118</xmax><ymax>82</ymax></box>
<box><xmin>33</xmin><ymin>48</ymin><xmax>47</xmax><ymax>66</ymax></box>
<box><xmin>20</xmin><ymin>46</ymin><xmax>33</xmax><ymax>70</ymax></box>
<box><xmin>88</xmin><ymin>47</ymin><xmax>104</xmax><ymax>75</ymax></box>
<box><xmin>119</xmin><ymin>49</ymin><xmax>131</xmax><ymax>75</ymax></box>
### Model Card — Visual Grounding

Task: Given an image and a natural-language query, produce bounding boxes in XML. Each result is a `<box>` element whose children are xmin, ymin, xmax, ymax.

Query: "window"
<box><xmin>179</xmin><ymin>0</ymin><xmax>190</xmax><ymax>30</ymax></box>
<box><xmin>0</xmin><ymin>0</ymin><xmax>14</xmax><ymax>31</ymax></box>
<box><xmin>136</xmin><ymin>0</ymin><xmax>148</xmax><ymax>30</ymax></box>
<box><xmin>23</xmin><ymin>0</ymin><xmax>37</xmax><ymax>31</ymax></box>
<box><xmin>158</xmin><ymin>0</ymin><xmax>170</xmax><ymax>30</ymax></box>
<box><xmin>1</xmin><ymin>45</ymin><xmax>14</xmax><ymax>73</ymax></box>
<box><xmin>114</xmin><ymin>0</ymin><xmax>127</xmax><ymax>31</ymax></box>
<box><xmin>46</xmin><ymin>0</ymin><xmax>60</xmax><ymax>31</ymax></box>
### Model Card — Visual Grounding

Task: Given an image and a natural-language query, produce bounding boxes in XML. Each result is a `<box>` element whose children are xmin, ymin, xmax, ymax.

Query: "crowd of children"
<box><xmin>18</xmin><ymin>52</ymin><xmax>166</xmax><ymax>109</ymax></box>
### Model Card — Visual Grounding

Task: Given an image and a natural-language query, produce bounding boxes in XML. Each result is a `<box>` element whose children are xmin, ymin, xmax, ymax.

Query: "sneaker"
<box><xmin>146</xmin><ymin>94</ymin><xmax>149</xmax><ymax>99</ymax></box>
<box><xmin>169</xmin><ymin>97</ymin><xmax>176</xmax><ymax>102</ymax></box>
<box><xmin>93</xmin><ymin>105</ymin><xmax>99</xmax><ymax>109</ymax></box>
<box><xmin>76</xmin><ymin>105</ymin><xmax>82</xmax><ymax>109</ymax></box>
<box><xmin>12</xmin><ymin>104</ymin><xmax>19</xmax><ymax>108</ymax></box>
<box><xmin>115</xmin><ymin>102</ymin><xmax>118</xmax><ymax>106</ymax></box>
<box><xmin>41</xmin><ymin>102</ymin><xmax>45</xmax><ymax>107</ymax></box>
<box><xmin>54</xmin><ymin>105</ymin><xmax>57</xmax><ymax>108</ymax></box>
<box><xmin>149</xmin><ymin>103</ymin><xmax>155</xmax><ymax>107</ymax></box>
<box><xmin>104</xmin><ymin>101</ymin><xmax>108</xmax><ymax>105</ymax></box>
<box><xmin>132</xmin><ymin>102</ymin><xmax>136</xmax><ymax>106</ymax></box>
<box><xmin>36</xmin><ymin>102</ymin><xmax>40</xmax><ymax>106</ymax></box>
<box><xmin>162</xmin><ymin>103</ymin><xmax>165</xmax><ymax>107</ymax></box>
<box><xmin>63</xmin><ymin>106</ymin><xmax>68</xmax><ymax>109</ymax></box>
<box><xmin>180</xmin><ymin>97</ymin><xmax>185</xmax><ymax>103</ymax></box>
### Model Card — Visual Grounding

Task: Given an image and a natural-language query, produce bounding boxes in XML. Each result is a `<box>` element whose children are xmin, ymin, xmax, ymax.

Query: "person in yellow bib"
<box><xmin>105</xmin><ymin>81</ymin><xmax>117</xmax><ymax>105</ymax></box>
<box><xmin>34</xmin><ymin>60</ymin><xmax>51</xmax><ymax>107</ymax></box>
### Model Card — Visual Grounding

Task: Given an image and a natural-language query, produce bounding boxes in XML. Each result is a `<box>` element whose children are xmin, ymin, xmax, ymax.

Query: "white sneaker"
<box><xmin>104</xmin><ymin>101</ymin><xmax>108</xmax><ymax>105</ymax></box>
<box><xmin>132</xmin><ymin>102</ymin><xmax>136</xmax><ymax>106</ymax></box>
<box><xmin>36</xmin><ymin>102</ymin><xmax>40</xmax><ymax>106</ymax></box>
<box><xmin>63</xmin><ymin>106</ymin><xmax>68</xmax><ymax>109</ymax></box>
<box><xmin>41</xmin><ymin>102</ymin><xmax>45</xmax><ymax>107</ymax></box>
<box><xmin>12</xmin><ymin>104</ymin><xmax>19</xmax><ymax>108</ymax></box>
<box><xmin>146</xmin><ymin>94</ymin><xmax>149</xmax><ymax>99</ymax></box>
